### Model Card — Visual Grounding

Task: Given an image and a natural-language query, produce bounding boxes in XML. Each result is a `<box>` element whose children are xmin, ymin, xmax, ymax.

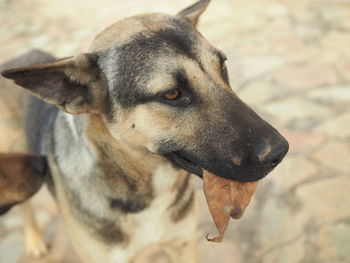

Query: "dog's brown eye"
<box><xmin>163</xmin><ymin>89</ymin><xmax>181</xmax><ymax>100</ymax></box>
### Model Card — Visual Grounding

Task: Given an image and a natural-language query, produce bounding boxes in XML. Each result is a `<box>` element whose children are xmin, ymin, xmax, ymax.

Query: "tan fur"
<box><xmin>90</xmin><ymin>13</ymin><xmax>173</xmax><ymax>52</ymax></box>
<box><xmin>47</xmin><ymin>141</ymin><xmax>200</xmax><ymax>263</ymax></box>
<box><xmin>86</xmin><ymin>114</ymin><xmax>156</xmax><ymax>205</ymax></box>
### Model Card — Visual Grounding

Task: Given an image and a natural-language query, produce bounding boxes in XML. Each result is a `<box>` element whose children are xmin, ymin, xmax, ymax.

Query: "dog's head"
<box><xmin>1</xmin><ymin>0</ymin><xmax>288</xmax><ymax>182</ymax></box>
<box><xmin>0</xmin><ymin>153</ymin><xmax>47</xmax><ymax>215</ymax></box>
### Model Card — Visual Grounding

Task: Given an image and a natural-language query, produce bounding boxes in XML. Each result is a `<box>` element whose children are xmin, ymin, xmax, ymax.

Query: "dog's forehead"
<box><xmin>92</xmin><ymin>12</ymin><xmax>223</xmax><ymax>110</ymax></box>
<box><xmin>89</xmin><ymin>13</ymin><xmax>210</xmax><ymax>56</ymax></box>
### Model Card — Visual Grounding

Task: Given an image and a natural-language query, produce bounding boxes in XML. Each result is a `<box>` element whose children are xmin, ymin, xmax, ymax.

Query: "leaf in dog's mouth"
<box><xmin>203</xmin><ymin>170</ymin><xmax>258</xmax><ymax>242</ymax></box>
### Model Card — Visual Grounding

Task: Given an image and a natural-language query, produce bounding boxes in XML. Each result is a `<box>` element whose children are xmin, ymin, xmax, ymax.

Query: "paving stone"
<box><xmin>199</xmin><ymin>241</ymin><xmax>243</xmax><ymax>263</ymax></box>
<box><xmin>321</xmin><ymin>32</ymin><xmax>350</xmax><ymax>62</ymax></box>
<box><xmin>234</xmin><ymin>36</ymin><xmax>271</xmax><ymax>58</ymax></box>
<box><xmin>273</xmin><ymin>63</ymin><xmax>338</xmax><ymax>89</ymax></box>
<box><xmin>256</xmin><ymin>176</ymin><xmax>350</xmax><ymax>263</ymax></box>
<box><xmin>265</xmin><ymin>3</ymin><xmax>288</xmax><ymax>18</ymax></box>
<box><xmin>237</xmin><ymin>78</ymin><xmax>284</xmax><ymax>106</ymax></box>
<box><xmin>308</xmin><ymin>85</ymin><xmax>350</xmax><ymax>104</ymax></box>
<box><xmin>267</xmin><ymin>31</ymin><xmax>304</xmax><ymax>57</ymax></box>
<box><xmin>296</xmin><ymin>176</ymin><xmax>350</xmax><ymax>222</ymax></box>
<box><xmin>242</xmin><ymin>55</ymin><xmax>285</xmax><ymax>80</ymax></box>
<box><xmin>259</xmin><ymin>195</ymin><xmax>304</xmax><ymax>249</ymax></box>
<box><xmin>282</xmin><ymin>45</ymin><xmax>325</xmax><ymax>65</ymax></box>
<box><xmin>279</xmin><ymin>129</ymin><xmax>325</xmax><ymax>153</ymax></box>
<box><xmin>229</xmin><ymin>4</ymin><xmax>267</xmax><ymax>31</ymax></box>
<box><xmin>312</xmin><ymin>141</ymin><xmax>350</xmax><ymax>172</ymax></box>
<box><xmin>273</xmin><ymin>156</ymin><xmax>318</xmax><ymax>190</ymax></box>
<box><xmin>328</xmin><ymin>222</ymin><xmax>350</xmax><ymax>262</ymax></box>
<box><xmin>314</xmin><ymin>112</ymin><xmax>350</xmax><ymax>139</ymax></box>
<box><xmin>336</xmin><ymin>61</ymin><xmax>350</xmax><ymax>81</ymax></box>
<box><xmin>263</xmin><ymin>97</ymin><xmax>333</xmax><ymax>129</ymax></box>
<box><xmin>262</xmin><ymin>236</ymin><xmax>305</xmax><ymax>263</ymax></box>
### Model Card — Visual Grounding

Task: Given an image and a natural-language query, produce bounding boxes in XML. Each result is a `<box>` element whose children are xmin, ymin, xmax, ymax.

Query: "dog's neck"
<box><xmin>49</xmin><ymin>111</ymin><xmax>195</xmax><ymax>246</ymax></box>
<box><xmin>53</xmin><ymin>112</ymin><xmax>183</xmax><ymax>215</ymax></box>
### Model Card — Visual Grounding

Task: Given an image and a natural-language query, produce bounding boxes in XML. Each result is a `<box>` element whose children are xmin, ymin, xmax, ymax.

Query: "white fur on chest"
<box><xmin>53</xmin><ymin>115</ymin><xmax>198</xmax><ymax>262</ymax></box>
<box><xmin>54</xmin><ymin>157</ymin><xmax>198</xmax><ymax>263</ymax></box>
<box><xmin>108</xmin><ymin>164</ymin><xmax>198</xmax><ymax>263</ymax></box>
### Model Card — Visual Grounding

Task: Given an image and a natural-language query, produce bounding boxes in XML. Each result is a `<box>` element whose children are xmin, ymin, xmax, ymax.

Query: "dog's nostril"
<box><xmin>271</xmin><ymin>159</ymin><xmax>280</xmax><ymax>168</ymax></box>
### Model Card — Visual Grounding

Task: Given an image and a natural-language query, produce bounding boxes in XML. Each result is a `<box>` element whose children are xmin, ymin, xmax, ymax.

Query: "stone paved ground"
<box><xmin>0</xmin><ymin>0</ymin><xmax>350</xmax><ymax>262</ymax></box>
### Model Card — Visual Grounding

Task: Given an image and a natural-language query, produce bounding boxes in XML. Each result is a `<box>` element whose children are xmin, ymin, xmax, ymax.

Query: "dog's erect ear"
<box><xmin>1</xmin><ymin>54</ymin><xmax>106</xmax><ymax>114</ymax></box>
<box><xmin>177</xmin><ymin>0</ymin><xmax>211</xmax><ymax>27</ymax></box>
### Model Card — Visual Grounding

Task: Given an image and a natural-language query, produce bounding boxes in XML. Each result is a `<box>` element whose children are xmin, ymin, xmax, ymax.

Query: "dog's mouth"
<box><xmin>165</xmin><ymin>151</ymin><xmax>260</xmax><ymax>242</ymax></box>
<box><xmin>165</xmin><ymin>152</ymin><xmax>203</xmax><ymax>176</ymax></box>
<box><xmin>164</xmin><ymin>150</ymin><xmax>278</xmax><ymax>182</ymax></box>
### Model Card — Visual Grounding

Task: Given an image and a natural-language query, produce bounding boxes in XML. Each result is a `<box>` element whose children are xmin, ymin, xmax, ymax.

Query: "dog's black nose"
<box><xmin>255</xmin><ymin>136</ymin><xmax>289</xmax><ymax>169</ymax></box>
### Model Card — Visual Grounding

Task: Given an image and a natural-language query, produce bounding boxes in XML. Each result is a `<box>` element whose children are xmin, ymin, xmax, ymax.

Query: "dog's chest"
<box><xmin>55</xmin><ymin>161</ymin><xmax>198</xmax><ymax>263</ymax></box>
<box><xmin>124</xmin><ymin>168</ymin><xmax>179</xmax><ymax>241</ymax></box>
<box><xmin>117</xmin><ymin>165</ymin><xmax>197</xmax><ymax>251</ymax></box>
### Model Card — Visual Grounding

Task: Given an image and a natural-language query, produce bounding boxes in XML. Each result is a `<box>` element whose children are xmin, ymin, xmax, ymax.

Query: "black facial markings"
<box><xmin>98</xmin><ymin>17</ymin><xmax>204</xmax><ymax>113</ymax></box>
<box><xmin>102</xmin><ymin>82</ymin><xmax>114</xmax><ymax>122</ymax></box>
<box><xmin>157</xmin><ymin>139</ymin><xmax>183</xmax><ymax>155</ymax></box>
<box><xmin>155</xmin><ymin>26</ymin><xmax>197</xmax><ymax>61</ymax></box>
<box><xmin>157</xmin><ymin>69</ymin><xmax>200</xmax><ymax>108</ymax></box>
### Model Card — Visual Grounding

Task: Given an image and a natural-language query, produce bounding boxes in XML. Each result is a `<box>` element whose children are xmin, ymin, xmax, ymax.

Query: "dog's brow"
<box><xmin>212</xmin><ymin>50</ymin><xmax>227</xmax><ymax>62</ymax></box>
<box><xmin>173</xmin><ymin>69</ymin><xmax>187</xmax><ymax>86</ymax></box>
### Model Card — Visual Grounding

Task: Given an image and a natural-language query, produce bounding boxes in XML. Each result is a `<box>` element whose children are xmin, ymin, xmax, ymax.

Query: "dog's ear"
<box><xmin>1</xmin><ymin>54</ymin><xmax>106</xmax><ymax>114</ymax></box>
<box><xmin>177</xmin><ymin>0</ymin><xmax>211</xmax><ymax>27</ymax></box>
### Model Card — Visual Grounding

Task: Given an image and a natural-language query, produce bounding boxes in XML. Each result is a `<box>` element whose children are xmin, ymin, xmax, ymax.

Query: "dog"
<box><xmin>1</xmin><ymin>0</ymin><xmax>289</xmax><ymax>262</ymax></box>
<box><xmin>0</xmin><ymin>153</ymin><xmax>48</xmax><ymax>258</ymax></box>
<box><xmin>0</xmin><ymin>153</ymin><xmax>47</xmax><ymax>215</ymax></box>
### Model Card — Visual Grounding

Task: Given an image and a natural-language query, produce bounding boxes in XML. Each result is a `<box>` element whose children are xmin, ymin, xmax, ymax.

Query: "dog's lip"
<box><xmin>165</xmin><ymin>152</ymin><xmax>272</xmax><ymax>182</ymax></box>
<box><xmin>165</xmin><ymin>152</ymin><xmax>203</xmax><ymax>176</ymax></box>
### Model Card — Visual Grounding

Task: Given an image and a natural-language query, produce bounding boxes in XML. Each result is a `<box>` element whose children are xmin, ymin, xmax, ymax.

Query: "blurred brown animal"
<box><xmin>0</xmin><ymin>153</ymin><xmax>47</xmax><ymax>215</ymax></box>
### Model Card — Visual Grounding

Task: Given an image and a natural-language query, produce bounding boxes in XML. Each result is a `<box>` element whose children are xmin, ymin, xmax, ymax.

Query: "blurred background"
<box><xmin>0</xmin><ymin>0</ymin><xmax>349</xmax><ymax>262</ymax></box>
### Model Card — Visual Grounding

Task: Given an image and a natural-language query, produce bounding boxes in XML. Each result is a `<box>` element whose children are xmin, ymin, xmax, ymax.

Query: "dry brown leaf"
<box><xmin>203</xmin><ymin>170</ymin><xmax>258</xmax><ymax>242</ymax></box>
